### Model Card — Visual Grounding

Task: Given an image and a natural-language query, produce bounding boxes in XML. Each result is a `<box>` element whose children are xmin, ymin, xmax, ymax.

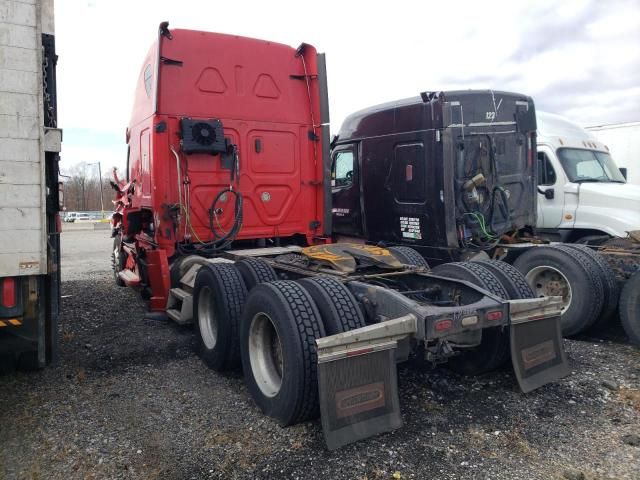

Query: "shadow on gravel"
<box><xmin>60</xmin><ymin>279</ymin><xmax>196</xmax><ymax>375</ymax></box>
<box><xmin>1</xmin><ymin>275</ymin><xmax>639</xmax><ymax>480</ymax></box>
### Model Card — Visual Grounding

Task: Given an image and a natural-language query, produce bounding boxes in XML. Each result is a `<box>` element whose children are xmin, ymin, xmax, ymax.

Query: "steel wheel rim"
<box><xmin>198</xmin><ymin>286</ymin><xmax>218</xmax><ymax>349</ymax></box>
<box><xmin>525</xmin><ymin>265</ymin><xmax>573</xmax><ymax>311</ymax></box>
<box><xmin>248</xmin><ymin>312</ymin><xmax>283</xmax><ymax>398</ymax></box>
<box><xmin>113</xmin><ymin>246</ymin><xmax>120</xmax><ymax>270</ymax></box>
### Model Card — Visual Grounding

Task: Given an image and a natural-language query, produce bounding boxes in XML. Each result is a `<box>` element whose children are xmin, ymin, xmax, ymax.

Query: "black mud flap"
<box><xmin>510</xmin><ymin>313</ymin><xmax>569</xmax><ymax>393</ymax></box>
<box><xmin>318</xmin><ymin>347</ymin><xmax>402</xmax><ymax>450</ymax></box>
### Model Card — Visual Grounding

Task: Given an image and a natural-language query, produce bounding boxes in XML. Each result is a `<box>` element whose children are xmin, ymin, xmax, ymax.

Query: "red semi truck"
<box><xmin>111</xmin><ymin>23</ymin><xmax>569</xmax><ymax>448</ymax></box>
<box><xmin>111</xmin><ymin>24</ymin><xmax>330</xmax><ymax>312</ymax></box>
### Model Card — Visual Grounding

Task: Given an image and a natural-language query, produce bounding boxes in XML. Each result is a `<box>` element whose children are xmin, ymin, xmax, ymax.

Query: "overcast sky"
<box><xmin>56</xmin><ymin>0</ymin><xmax>640</xmax><ymax>174</ymax></box>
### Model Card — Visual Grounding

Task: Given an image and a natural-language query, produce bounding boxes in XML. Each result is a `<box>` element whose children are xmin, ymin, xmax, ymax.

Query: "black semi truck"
<box><xmin>330</xmin><ymin>90</ymin><xmax>630</xmax><ymax>338</ymax></box>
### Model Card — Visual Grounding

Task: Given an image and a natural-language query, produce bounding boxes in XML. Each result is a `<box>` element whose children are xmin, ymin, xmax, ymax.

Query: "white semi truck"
<box><xmin>586</xmin><ymin>122</ymin><xmax>640</xmax><ymax>186</ymax></box>
<box><xmin>0</xmin><ymin>0</ymin><xmax>62</xmax><ymax>368</ymax></box>
<box><xmin>536</xmin><ymin>111</ymin><xmax>640</xmax><ymax>243</ymax></box>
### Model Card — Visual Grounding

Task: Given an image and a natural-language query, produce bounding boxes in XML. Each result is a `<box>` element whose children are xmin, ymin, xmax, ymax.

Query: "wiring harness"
<box><xmin>173</xmin><ymin>144</ymin><xmax>243</xmax><ymax>256</ymax></box>
<box><xmin>457</xmin><ymin>136</ymin><xmax>511</xmax><ymax>250</ymax></box>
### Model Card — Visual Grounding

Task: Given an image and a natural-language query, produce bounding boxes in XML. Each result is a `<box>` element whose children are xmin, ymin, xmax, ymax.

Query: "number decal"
<box><xmin>486</xmin><ymin>111</ymin><xmax>496</xmax><ymax>120</ymax></box>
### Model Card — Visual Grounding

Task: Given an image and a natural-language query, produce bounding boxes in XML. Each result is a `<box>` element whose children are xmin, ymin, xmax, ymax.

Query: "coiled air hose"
<box><xmin>177</xmin><ymin>144</ymin><xmax>243</xmax><ymax>256</ymax></box>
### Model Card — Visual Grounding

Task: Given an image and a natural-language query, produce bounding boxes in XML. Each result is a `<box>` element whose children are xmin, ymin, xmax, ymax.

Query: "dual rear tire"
<box><xmin>619</xmin><ymin>270</ymin><xmax>640</xmax><ymax>345</ymax></box>
<box><xmin>512</xmin><ymin>244</ymin><xmax>617</xmax><ymax>337</ymax></box>
<box><xmin>192</xmin><ymin>259</ymin><xmax>365</xmax><ymax>425</ymax></box>
<box><xmin>431</xmin><ymin>261</ymin><xmax>525</xmax><ymax>376</ymax></box>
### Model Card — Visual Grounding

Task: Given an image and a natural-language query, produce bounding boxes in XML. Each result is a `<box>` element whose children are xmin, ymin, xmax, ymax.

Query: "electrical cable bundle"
<box><xmin>176</xmin><ymin>144</ymin><xmax>243</xmax><ymax>256</ymax></box>
<box><xmin>458</xmin><ymin>135</ymin><xmax>511</xmax><ymax>250</ymax></box>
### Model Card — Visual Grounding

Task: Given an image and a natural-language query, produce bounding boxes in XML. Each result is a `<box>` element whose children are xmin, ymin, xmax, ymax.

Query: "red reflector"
<box><xmin>487</xmin><ymin>310</ymin><xmax>503</xmax><ymax>321</ymax></box>
<box><xmin>2</xmin><ymin>278</ymin><xmax>16</xmax><ymax>308</ymax></box>
<box><xmin>347</xmin><ymin>347</ymin><xmax>373</xmax><ymax>357</ymax></box>
<box><xmin>435</xmin><ymin>319</ymin><xmax>453</xmax><ymax>331</ymax></box>
<box><xmin>406</xmin><ymin>164</ymin><xmax>413</xmax><ymax>181</ymax></box>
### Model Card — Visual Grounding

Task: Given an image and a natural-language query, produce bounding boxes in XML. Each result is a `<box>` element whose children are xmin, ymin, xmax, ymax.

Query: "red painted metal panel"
<box><xmin>114</xmin><ymin>27</ymin><xmax>327</xmax><ymax>309</ymax></box>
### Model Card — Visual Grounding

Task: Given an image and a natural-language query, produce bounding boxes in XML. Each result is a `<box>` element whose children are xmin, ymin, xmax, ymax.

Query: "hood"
<box><xmin>575</xmin><ymin>182</ymin><xmax>640</xmax><ymax>235</ymax></box>
<box><xmin>578</xmin><ymin>182</ymin><xmax>640</xmax><ymax>207</ymax></box>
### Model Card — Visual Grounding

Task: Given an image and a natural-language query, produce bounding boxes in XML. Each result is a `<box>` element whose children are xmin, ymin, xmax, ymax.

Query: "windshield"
<box><xmin>557</xmin><ymin>148</ymin><xmax>626</xmax><ymax>183</ymax></box>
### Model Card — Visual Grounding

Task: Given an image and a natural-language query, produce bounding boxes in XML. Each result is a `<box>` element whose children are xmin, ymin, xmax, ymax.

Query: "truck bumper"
<box><xmin>315</xmin><ymin>296</ymin><xmax>568</xmax><ymax>449</ymax></box>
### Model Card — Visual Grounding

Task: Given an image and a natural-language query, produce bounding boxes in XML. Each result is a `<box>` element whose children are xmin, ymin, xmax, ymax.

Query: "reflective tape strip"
<box><xmin>0</xmin><ymin>320</ymin><xmax>6</xmax><ymax>327</ymax></box>
<box><xmin>8</xmin><ymin>319</ymin><xmax>22</xmax><ymax>326</ymax></box>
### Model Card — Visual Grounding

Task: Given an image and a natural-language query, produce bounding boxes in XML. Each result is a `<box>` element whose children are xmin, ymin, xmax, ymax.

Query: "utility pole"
<box><xmin>88</xmin><ymin>161</ymin><xmax>105</xmax><ymax>218</ymax></box>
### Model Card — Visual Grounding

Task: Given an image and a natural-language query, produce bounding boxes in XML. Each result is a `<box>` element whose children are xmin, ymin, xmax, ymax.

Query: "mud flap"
<box><xmin>509</xmin><ymin>297</ymin><xmax>570</xmax><ymax>393</ymax></box>
<box><xmin>318</xmin><ymin>345</ymin><xmax>402</xmax><ymax>450</ymax></box>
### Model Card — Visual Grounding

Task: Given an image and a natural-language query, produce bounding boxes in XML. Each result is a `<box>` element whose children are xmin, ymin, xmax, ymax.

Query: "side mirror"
<box><xmin>620</xmin><ymin>167</ymin><xmax>628</xmax><ymax>180</ymax></box>
<box><xmin>537</xmin><ymin>186</ymin><xmax>554</xmax><ymax>199</ymax></box>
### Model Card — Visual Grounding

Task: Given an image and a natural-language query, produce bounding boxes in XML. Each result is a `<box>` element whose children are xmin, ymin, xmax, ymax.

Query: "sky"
<box><xmin>56</xmin><ymin>0</ymin><xmax>640</xmax><ymax>175</ymax></box>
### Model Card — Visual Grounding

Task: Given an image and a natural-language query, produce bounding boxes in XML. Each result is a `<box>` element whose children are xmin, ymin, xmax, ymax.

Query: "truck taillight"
<box><xmin>486</xmin><ymin>310</ymin><xmax>503</xmax><ymax>321</ymax></box>
<box><xmin>434</xmin><ymin>319</ymin><xmax>453</xmax><ymax>331</ymax></box>
<box><xmin>527</xmin><ymin>133</ymin><xmax>533</xmax><ymax>168</ymax></box>
<box><xmin>2</xmin><ymin>278</ymin><xmax>16</xmax><ymax>308</ymax></box>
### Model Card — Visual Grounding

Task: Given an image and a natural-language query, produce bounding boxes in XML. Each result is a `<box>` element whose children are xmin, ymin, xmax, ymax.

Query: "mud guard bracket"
<box><xmin>316</xmin><ymin>314</ymin><xmax>416</xmax><ymax>449</ymax></box>
<box><xmin>509</xmin><ymin>296</ymin><xmax>570</xmax><ymax>393</ymax></box>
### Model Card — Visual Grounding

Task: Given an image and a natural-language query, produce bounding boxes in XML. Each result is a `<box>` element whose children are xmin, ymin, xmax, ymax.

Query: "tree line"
<box><xmin>60</xmin><ymin>162</ymin><xmax>116</xmax><ymax>212</ymax></box>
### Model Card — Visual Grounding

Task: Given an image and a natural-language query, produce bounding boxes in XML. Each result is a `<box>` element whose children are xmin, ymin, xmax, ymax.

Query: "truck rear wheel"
<box><xmin>619</xmin><ymin>270</ymin><xmax>640</xmax><ymax>345</ymax></box>
<box><xmin>562</xmin><ymin>244</ymin><xmax>619</xmax><ymax>330</ymax></box>
<box><xmin>298</xmin><ymin>276</ymin><xmax>366</xmax><ymax>335</ymax></box>
<box><xmin>236</xmin><ymin>257</ymin><xmax>278</xmax><ymax>291</ymax></box>
<box><xmin>112</xmin><ymin>236</ymin><xmax>126</xmax><ymax>287</ymax></box>
<box><xmin>193</xmin><ymin>263</ymin><xmax>247</xmax><ymax>371</ymax></box>
<box><xmin>513</xmin><ymin>245</ymin><xmax>604</xmax><ymax>336</ymax></box>
<box><xmin>474</xmin><ymin>260</ymin><xmax>534</xmax><ymax>299</ymax></box>
<box><xmin>388</xmin><ymin>246</ymin><xmax>429</xmax><ymax>268</ymax></box>
<box><xmin>431</xmin><ymin>262</ymin><xmax>510</xmax><ymax>375</ymax></box>
<box><xmin>240</xmin><ymin>281</ymin><xmax>326</xmax><ymax>426</ymax></box>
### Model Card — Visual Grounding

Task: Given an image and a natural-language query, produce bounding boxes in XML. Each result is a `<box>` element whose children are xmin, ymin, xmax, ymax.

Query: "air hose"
<box><xmin>177</xmin><ymin>144</ymin><xmax>243</xmax><ymax>256</ymax></box>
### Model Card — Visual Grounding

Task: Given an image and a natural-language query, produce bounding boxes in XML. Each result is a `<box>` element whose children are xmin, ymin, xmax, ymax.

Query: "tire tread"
<box><xmin>389</xmin><ymin>246</ymin><xmax>430</xmax><ymax>268</ymax></box>
<box><xmin>298</xmin><ymin>276</ymin><xmax>366</xmax><ymax>334</ymax></box>
<box><xmin>236</xmin><ymin>257</ymin><xmax>278</xmax><ymax>290</ymax></box>
<box><xmin>268</xmin><ymin>281</ymin><xmax>325</xmax><ymax>424</ymax></box>
<box><xmin>619</xmin><ymin>271</ymin><xmax>640</xmax><ymax>345</ymax></box>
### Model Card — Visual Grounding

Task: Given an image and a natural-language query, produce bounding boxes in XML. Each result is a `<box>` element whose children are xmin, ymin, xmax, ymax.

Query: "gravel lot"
<box><xmin>1</xmin><ymin>229</ymin><xmax>639</xmax><ymax>479</ymax></box>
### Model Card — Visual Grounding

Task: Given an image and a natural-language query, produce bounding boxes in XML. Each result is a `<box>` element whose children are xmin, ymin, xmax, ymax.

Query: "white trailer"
<box><xmin>0</xmin><ymin>0</ymin><xmax>62</xmax><ymax>368</ymax></box>
<box><xmin>586</xmin><ymin>122</ymin><xmax>640</xmax><ymax>186</ymax></box>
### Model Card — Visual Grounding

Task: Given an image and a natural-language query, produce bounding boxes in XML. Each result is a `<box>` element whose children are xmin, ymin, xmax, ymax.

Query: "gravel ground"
<box><xmin>1</xmin><ymin>230</ymin><xmax>639</xmax><ymax>480</ymax></box>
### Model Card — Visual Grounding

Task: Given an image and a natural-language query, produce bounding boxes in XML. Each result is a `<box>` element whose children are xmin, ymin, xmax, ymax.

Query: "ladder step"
<box><xmin>170</xmin><ymin>287</ymin><xmax>190</xmax><ymax>301</ymax></box>
<box><xmin>166</xmin><ymin>308</ymin><xmax>192</xmax><ymax>326</ymax></box>
<box><xmin>118</xmin><ymin>269</ymin><xmax>140</xmax><ymax>286</ymax></box>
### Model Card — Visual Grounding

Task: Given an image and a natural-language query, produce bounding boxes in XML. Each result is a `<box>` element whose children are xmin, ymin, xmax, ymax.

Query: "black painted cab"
<box><xmin>331</xmin><ymin>90</ymin><xmax>537</xmax><ymax>263</ymax></box>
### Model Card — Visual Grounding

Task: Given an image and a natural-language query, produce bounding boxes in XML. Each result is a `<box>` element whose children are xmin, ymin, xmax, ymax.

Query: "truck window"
<box><xmin>537</xmin><ymin>152</ymin><xmax>556</xmax><ymax>186</ymax></box>
<box><xmin>333</xmin><ymin>151</ymin><xmax>354</xmax><ymax>188</ymax></box>
<box><xmin>557</xmin><ymin>148</ymin><xmax>625</xmax><ymax>183</ymax></box>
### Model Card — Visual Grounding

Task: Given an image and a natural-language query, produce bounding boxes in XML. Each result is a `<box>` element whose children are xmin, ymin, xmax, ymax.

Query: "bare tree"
<box><xmin>60</xmin><ymin>163</ymin><xmax>118</xmax><ymax>213</ymax></box>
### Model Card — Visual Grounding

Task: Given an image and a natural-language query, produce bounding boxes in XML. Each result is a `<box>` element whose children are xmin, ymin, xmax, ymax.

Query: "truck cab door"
<box><xmin>536</xmin><ymin>149</ymin><xmax>564</xmax><ymax>228</ymax></box>
<box><xmin>331</xmin><ymin>145</ymin><xmax>363</xmax><ymax>237</ymax></box>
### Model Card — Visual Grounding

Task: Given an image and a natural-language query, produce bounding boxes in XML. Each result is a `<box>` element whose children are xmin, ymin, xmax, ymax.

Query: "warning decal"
<box><xmin>400</xmin><ymin>216</ymin><xmax>422</xmax><ymax>240</ymax></box>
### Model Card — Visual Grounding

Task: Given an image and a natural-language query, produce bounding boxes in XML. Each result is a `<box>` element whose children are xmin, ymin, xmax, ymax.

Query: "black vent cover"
<box><xmin>180</xmin><ymin>118</ymin><xmax>226</xmax><ymax>154</ymax></box>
